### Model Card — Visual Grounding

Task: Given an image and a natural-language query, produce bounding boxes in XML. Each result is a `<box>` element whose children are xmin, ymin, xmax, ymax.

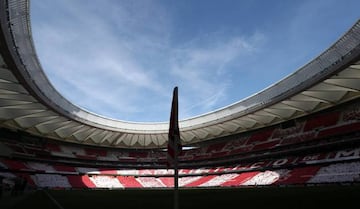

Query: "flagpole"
<box><xmin>174</xmin><ymin>143</ymin><xmax>179</xmax><ymax>209</ymax></box>
<box><xmin>168</xmin><ymin>86</ymin><xmax>181</xmax><ymax>209</ymax></box>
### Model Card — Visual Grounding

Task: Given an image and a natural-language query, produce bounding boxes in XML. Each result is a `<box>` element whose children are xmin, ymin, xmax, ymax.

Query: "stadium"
<box><xmin>1</xmin><ymin>0</ymin><xmax>360</xmax><ymax>208</ymax></box>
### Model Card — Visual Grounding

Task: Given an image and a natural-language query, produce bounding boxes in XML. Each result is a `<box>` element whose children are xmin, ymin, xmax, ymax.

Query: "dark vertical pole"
<box><xmin>174</xmin><ymin>141</ymin><xmax>179</xmax><ymax>209</ymax></box>
<box><xmin>168</xmin><ymin>86</ymin><xmax>180</xmax><ymax>209</ymax></box>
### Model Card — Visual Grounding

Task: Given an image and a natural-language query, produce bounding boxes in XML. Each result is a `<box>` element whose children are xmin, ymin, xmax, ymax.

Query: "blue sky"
<box><xmin>30</xmin><ymin>0</ymin><xmax>360</xmax><ymax>122</ymax></box>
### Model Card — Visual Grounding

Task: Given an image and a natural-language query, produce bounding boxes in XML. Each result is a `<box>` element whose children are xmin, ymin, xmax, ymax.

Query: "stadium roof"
<box><xmin>0</xmin><ymin>1</ymin><xmax>359</xmax><ymax>149</ymax></box>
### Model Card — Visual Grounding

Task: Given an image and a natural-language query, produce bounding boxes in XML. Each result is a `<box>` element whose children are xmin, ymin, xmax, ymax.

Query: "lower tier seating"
<box><xmin>1</xmin><ymin>160</ymin><xmax>360</xmax><ymax>189</ymax></box>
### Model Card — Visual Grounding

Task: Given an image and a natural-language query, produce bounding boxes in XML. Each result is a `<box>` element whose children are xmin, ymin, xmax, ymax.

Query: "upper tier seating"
<box><xmin>303</xmin><ymin>111</ymin><xmax>340</xmax><ymax>132</ymax></box>
<box><xmin>2</xmin><ymin>100</ymin><xmax>359</xmax><ymax>166</ymax></box>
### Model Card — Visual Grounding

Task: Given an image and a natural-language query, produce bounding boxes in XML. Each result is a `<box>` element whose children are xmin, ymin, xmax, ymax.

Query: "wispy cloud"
<box><xmin>169</xmin><ymin>32</ymin><xmax>265</xmax><ymax>118</ymax></box>
<box><xmin>32</xmin><ymin>0</ymin><xmax>173</xmax><ymax>121</ymax></box>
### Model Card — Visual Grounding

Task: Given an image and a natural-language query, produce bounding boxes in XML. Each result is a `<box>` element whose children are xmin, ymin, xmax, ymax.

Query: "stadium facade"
<box><xmin>0</xmin><ymin>0</ymin><xmax>360</xmax><ymax>189</ymax></box>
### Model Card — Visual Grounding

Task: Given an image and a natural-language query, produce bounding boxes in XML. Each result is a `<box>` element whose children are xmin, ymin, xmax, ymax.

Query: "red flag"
<box><xmin>167</xmin><ymin>87</ymin><xmax>182</xmax><ymax>168</ymax></box>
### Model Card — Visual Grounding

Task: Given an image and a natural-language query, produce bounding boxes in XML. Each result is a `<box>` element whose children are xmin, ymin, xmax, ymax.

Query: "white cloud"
<box><xmin>168</xmin><ymin>32</ymin><xmax>265</xmax><ymax>118</ymax></box>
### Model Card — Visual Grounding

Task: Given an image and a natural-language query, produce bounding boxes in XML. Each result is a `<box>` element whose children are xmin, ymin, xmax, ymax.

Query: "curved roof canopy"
<box><xmin>0</xmin><ymin>1</ymin><xmax>360</xmax><ymax>148</ymax></box>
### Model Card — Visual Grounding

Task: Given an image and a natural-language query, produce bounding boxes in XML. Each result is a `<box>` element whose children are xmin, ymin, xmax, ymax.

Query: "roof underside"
<box><xmin>0</xmin><ymin>0</ymin><xmax>359</xmax><ymax>149</ymax></box>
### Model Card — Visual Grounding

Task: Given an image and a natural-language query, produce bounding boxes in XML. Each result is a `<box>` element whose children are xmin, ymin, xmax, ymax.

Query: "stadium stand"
<box><xmin>274</xmin><ymin>166</ymin><xmax>321</xmax><ymax>185</ymax></box>
<box><xmin>117</xmin><ymin>176</ymin><xmax>143</xmax><ymax>188</ymax></box>
<box><xmin>242</xmin><ymin>170</ymin><xmax>288</xmax><ymax>186</ymax></box>
<box><xmin>1</xmin><ymin>158</ymin><xmax>360</xmax><ymax>188</ymax></box>
<box><xmin>67</xmin><ymin>175</ymin><xmax>91</xmax><ymax>188</ymax></box>
<box><xmin>308</xmin><ymin>162</ymin><xmax>360</xmax><ymax>183</ymax></box>
<box><xmin>89</xmin><ymin>176</ymin><xmax>123</xmax><ymax>188</ymax></box>
<box><xmin>220</xmin><ymin>172</ymin><xmax>260</xmax><ymax>186</ymax></box>
<box><xmin>32</xmin><ymin>174</ymin><xmax>71</xmax><ymax>188</ymax></box>
<box><xmin>136</xmin><ymin>177</ymin><xmax>166</xmax><ymax>188</ymax></box>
